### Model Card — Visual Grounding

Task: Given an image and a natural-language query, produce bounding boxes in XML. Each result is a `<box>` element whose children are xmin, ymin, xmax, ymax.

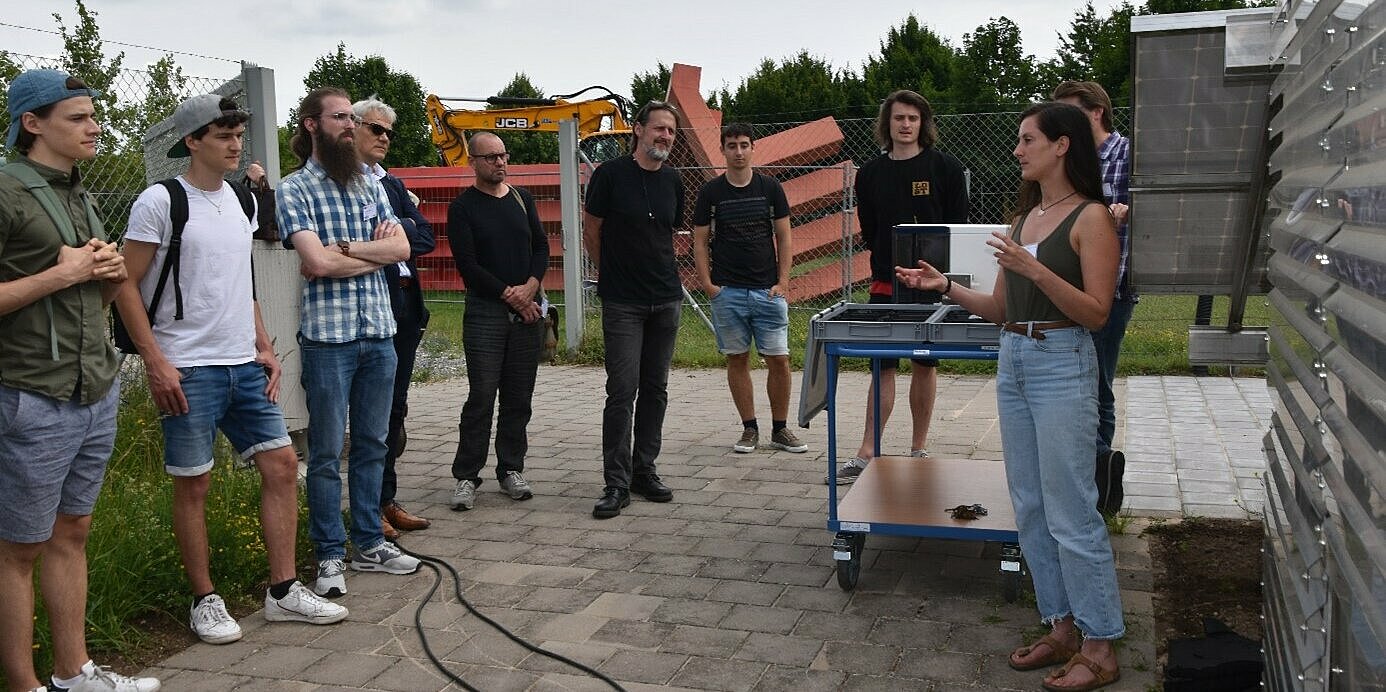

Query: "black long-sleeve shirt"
<box><xmin>447</xmin><ymin>185</ymin><xmax>547</xmax><ymax>300</ymax></box>
<box><xmin>855</xmin><ymin>147</ymin><xmax>969</xmax><ymax>284</ymax></box>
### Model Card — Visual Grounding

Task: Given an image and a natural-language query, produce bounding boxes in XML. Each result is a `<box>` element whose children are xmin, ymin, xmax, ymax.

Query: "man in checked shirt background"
<box><xmin>1053</xmin><ymin>80</ymin><xmax>1135</xmax><ymax>501</ymax></box>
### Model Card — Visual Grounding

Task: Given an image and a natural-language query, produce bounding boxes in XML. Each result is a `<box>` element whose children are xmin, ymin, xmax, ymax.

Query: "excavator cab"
<box><xmin>578</xmin><ymin>132</ymin><xmax>631</xmax><ymax>164</ymax></box>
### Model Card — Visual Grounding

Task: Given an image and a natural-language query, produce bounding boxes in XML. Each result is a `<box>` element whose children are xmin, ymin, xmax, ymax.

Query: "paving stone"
<box><xmin>669</xmin><ymin>654</ymin><xmax>768</xmax><ymax>692</ymax></box>
<box><xmin>719</xmin><ymin>604</ymin><xmax>803</xmax><ymax>634</ymax></box>
<box><xmin>599</xmin><ymin>649</ymin><xmax>688</xmax><ymax>684</ymax></box>
<box><xmin>819</xmin><ymin>640</ymin><xmax>901</xmax><ymax>674</ymax></box>
<box><xmin>753</xmin><ymin>664</ymin><xmax>846</xmax><ymax>692</ymax></box>
<box><xmin>295</xmin><ymin>651</ymin><xmax>396</xmax><ymax>686</ymax></box>
<box><xmin>732</xmin><ymin>632</ymin><xmax>824</xmax><ymax>666</ymax></box>
<box><xmin>706</xmin><ymin>580</ymin><xmax>785</xmax><ymax>606</ymax></box>
<box><xmin>651</xmin><ymin>597</ymin><xmax>736</xmax><ymax>627</ymax></box>
<box><xmin>660</xmin><ymin>624</ymin><xmax>750</xmax><ymax>657</ymax></box>
<box><xmin>895</xmin><ymin>647</ymin><xmax>982</xmax><ymax>685</ymax></box>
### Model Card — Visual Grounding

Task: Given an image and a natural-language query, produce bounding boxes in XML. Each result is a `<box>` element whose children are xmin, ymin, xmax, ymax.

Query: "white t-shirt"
<box><xmin>124</xmin><ymin>177</ymin><xmax>259</xmax><ymax>367</ymax></box>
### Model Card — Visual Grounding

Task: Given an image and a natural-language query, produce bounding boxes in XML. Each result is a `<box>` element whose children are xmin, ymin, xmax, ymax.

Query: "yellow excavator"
<box><xmin>425</xmin><ymin>86</ymin><xmax>634</xmax><ymax>166</ymax></box>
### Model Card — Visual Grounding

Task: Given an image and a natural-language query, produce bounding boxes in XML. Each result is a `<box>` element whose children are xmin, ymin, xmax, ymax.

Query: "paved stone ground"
<box><xmin>144</xmin><ymin>366</ymin><xmax>1270</xmax><ymax>691</ymax></box>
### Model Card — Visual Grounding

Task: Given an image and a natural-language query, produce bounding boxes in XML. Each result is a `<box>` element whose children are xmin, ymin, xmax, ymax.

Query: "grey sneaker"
<box><xmin>352</xmin><ymin>541</ymin><xmax>420</xmax><ymax>574</ymax></box>
<box><xmin>450</xmin><ymin>479</ymin><xmax>476</xmax><ymax>511</ymax></box>
<box><xmin>53</xmin><ymin>661</ymin><xmax>159</xmax><ymax>692</ymax></box>
<box><xmin>825</xmin><ymin>456</ymin><xmax>869</xmax><ymax>485</ymax></box>
<box><xmin>770</xmin><ymin>427</ymin><xmax>808</xmax><ymax>453</ymax></box>
<box><xmin>189</xmin><ymin>594</ymin><xmax>241</xmax><ymax>644</ymax></box>
<box><xmin>265</xmin><ymin>581</ymin><xmax>348</xmax><ymax>624</ymax></box>
<box><xmin>312</xmin><ymin>558</ymin><xmax>346</xmax><ymax>598</ymax></box>
<box><xmin>911</xmin><ymin>448</ymin><xmax>930</xmax><ymax>458</ymax></box>
<box><xmin>499</xmin><ymin>471</ymin><xmax>533</xmax><ymax>501</ymax></box>
<box><xmin>733</xmin><ymin>427</ymin><xmax>758</xmax><ymax>453</ymax></box>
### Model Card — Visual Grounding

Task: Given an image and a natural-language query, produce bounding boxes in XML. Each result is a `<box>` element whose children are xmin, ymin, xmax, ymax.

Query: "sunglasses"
<box><xmin>363</xmin><ymin>122</ymin><xmax>395</xmax><ymax>139</ymax></box>
<box><xmin>474</xmin><ymin>152</ymin><xmax>510</xmax><ymax>164</ymax></box>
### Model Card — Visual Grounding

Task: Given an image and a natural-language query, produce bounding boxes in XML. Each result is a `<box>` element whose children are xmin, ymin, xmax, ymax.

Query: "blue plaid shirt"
<box><xmin>1099</xmin><ymin>131</ymin><xmax>1134</xmax><ymax>300</ymax></box>
<box><xmin>276</xmin><ymin>159</ymin><xmax>399</xmax><ymax>343</ymax></box>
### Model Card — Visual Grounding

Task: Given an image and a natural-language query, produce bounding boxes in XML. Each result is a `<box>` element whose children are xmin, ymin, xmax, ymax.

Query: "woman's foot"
<box><xmin>1042</xmin><ymin>642</ymin><xmax>1120</xmax><ymax>691</ymax></box>
<box><xmin>1008</xmin><ymin>629</ymin><xmax>1079</xmax><ymax>671</ymax></box>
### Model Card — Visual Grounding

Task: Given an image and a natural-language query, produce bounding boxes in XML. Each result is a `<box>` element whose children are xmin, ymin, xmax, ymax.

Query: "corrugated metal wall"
<box><xmin>1261</xmin><ymin>0</ymin><xmax>1386</xmax><ymax>688</ymax></box>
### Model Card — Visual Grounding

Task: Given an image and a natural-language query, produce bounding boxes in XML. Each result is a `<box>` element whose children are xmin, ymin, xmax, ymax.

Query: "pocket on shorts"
<box><xmin>0</xmin><ymin>386</ymin><xmax>21</xmax><ymax>436</ymax></box>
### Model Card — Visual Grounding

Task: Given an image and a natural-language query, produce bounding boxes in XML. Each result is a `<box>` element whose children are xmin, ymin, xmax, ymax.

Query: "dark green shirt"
<box><xmin>0</xmin><ymin>157</ymin><xmax>118</xmax><ymax>404</ymax></box>
<box><xmin>1003</xmin><ymin>201</ymin><xmax>1093</xmax><ymax>324</ymax></box>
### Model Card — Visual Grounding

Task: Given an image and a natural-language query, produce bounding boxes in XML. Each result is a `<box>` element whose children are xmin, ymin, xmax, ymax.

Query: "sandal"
<box><xmin>1041</xmin><ymin>652</ymin><xmax>1121</xmax><ymax>691</ymax></box>
<box><xmin>1007</xmin><ymin>632</ymin><xmax>1079</xmax><ymax>671</ymax></box>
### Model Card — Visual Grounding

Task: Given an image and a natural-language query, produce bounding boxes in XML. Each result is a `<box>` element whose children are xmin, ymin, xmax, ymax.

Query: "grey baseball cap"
<box><xmin>6</xmin><ymin>69</ymin><xmax>100</xmax><ymax>149</ymax></box>
<box><xmin>167</xmin><ymin>93</ymin><xmax>250</xmax><ymax>157</ymax></box>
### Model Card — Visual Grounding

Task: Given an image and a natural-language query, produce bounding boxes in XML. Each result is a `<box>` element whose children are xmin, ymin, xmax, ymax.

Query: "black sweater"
<box><xmin>447</xmin><ymin>186</ymin><xmax>548</xmax><ymax>301</ymax></box>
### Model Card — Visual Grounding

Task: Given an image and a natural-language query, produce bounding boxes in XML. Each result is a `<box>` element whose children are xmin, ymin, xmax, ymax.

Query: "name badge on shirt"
<box><xmin>1102</xmin><ymin>183</ymin><xmax>1113</xmax><ymax>199</ymax></box>
<box><xmin>362</xmin><ymin>202</ymin><xmax>378</xmax><ymax>220</ymax></box>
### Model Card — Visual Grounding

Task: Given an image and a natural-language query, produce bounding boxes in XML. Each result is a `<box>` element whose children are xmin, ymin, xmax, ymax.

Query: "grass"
<box><xmin>421</xmin><ymin>290</ymin><xmax>1275</xmax><ymax>377</ymax></box>
<box><xmin>24</xmin><ymin>365</ymin><xmax>311</xmax><ymax>678</ymax></box>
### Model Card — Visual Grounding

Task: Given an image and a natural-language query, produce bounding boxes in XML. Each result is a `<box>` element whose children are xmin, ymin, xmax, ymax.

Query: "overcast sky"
<box><xmin>4</xmin><ymin>0</ymin><xmax>1128</xmax><ymax>123</ymax></box>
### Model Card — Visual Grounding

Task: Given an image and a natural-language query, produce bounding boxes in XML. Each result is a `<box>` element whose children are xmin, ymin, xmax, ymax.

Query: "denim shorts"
<box><xmin>0</xmin><ymin>381</ymin><xmax>119</xmax><ymax>543</ymax></box>
<box><xmin>161</xmin><ymin>362</ymin><xmax>291</xmax><ymax>477</ymax></box>
<box><xmin>709</xmin><ymin>287</ymin><xmax>790</xmax><ymax>356</ymax></box>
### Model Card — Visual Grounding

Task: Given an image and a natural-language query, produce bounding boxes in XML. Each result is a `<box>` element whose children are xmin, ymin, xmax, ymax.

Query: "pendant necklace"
<box><xmin>1037</xmin><ymin>190</ymin><xmax>1077</xmax><ymax>216</ymax></box>
<box><xmin>194</xmin><ymin>184</ymin><xmax>224</xmax><ymax>215</ymax></box>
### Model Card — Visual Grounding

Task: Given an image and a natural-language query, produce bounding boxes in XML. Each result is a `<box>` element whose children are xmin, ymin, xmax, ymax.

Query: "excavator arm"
<box><xmin>425</xmin><ymin>89</ymin><xmax>633</xmax><ymax>166</ymax></box>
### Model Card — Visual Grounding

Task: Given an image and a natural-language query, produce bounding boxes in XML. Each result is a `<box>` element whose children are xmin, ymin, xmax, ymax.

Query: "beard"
<box><xmin>644</xmin><ymin>143</ymin><xmax>670</xmax><ymax>162</ymax></box>
<box><xmin>314</xmin><ymin>128</ymin><xmax>361</xmax><ymax>186</ymax></box>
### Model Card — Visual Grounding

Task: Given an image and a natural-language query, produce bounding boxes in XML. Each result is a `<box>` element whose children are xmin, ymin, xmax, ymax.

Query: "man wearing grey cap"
<box><xmin>0</xmin><ymin>69</ymin><xmax>157</xmax><ymax>692</ymax></box>
<box><xmin>115</xmin><ymin>94</ymin><xmax>348</xmax><ymax>647</ymax></box>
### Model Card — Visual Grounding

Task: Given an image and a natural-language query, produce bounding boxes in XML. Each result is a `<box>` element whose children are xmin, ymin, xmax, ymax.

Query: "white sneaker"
<box><xmin>312</xmin><ymin>558</ymin><xmax>347</xmax><ymax>598</ymax></box>
<box><xmin>825</xmin><ymin>456</ymin><xmax>869</xmax><ymax>485</ymax></box>
<box><xmin>189</xmin><ymin>594</ymin><xmax>241</xmax><ymax>644</ymax></box>
<box><xmin>53</xmin><ymin>661</ymin><xmax>160</xmax><ymax>692</ymax></box>
<box><xmin>265</xmin><ymin>581</ymin><xmax>349</xmax><ymax>624</ymax></box>
<box><xmin>450</xmin><ymin>479</ymin><xmax>476</xmax><ymax>510</ymax></box>
<box><xmin>351</xmin><ymin>541</ymin><xmax>420</xmax><ymax>574</ymax></box>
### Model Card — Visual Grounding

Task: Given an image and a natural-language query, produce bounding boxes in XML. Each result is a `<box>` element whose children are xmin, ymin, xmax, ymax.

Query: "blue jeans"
<box><xmin>997</xmin><ymin>327</ymin><xmax>1124</xmax><ymax>639</ymax></box>
<box><xmin>601</xmin><ymin>300</ymin><xmax>681</xmax><ymax>489</ymax></box>
<box><xmin>299</xmin><ymin>336</ymin><xmax>397</xmax><ymax>561</ymax></box>
<box><xmin>1092</xmin><ymin>298</ymin><xmax>1135</xmax><ymax>454</ymax></box>
<box><xmin>452</xmin><ymin>296</ymin><xmax>542</xmax><ymax>485</ymax></box>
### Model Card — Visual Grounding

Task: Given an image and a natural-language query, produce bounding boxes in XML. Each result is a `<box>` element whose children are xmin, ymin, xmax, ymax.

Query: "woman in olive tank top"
<box><xmin>896</xmin><ymin>102</ymin><xmax>1122</xmax><ymax>691</ymax></box>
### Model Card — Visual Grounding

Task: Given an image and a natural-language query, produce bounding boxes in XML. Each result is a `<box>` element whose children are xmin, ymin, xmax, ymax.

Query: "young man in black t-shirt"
<box><xmin>693</xmin><ymin>123</ymin><xmax>807</xmax><ymax>456</ymax></box>
<box><xmin>582</xmin><ymin>101</ymin><xmax>684</xmax><ymax>519</ymax></box>
<box><xmin>832</xmin><ymin>90</ymin><xmax>969</xmax><ymax>485</ymax></box>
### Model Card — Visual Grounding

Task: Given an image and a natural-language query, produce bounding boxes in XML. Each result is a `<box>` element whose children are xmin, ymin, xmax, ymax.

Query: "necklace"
<box><xmin>192</xmin><ymin>183</ymin><xmax>223</xmax><ymax>215</ymax></box>
<box><xmin>1036</xmin><ymin>190</ymin><xmax>1077</xmax><ymax>216</ymax></box>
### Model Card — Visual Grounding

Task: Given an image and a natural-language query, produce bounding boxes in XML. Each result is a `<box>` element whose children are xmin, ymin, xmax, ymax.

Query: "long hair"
<box><xmin>873</xmin><ymin>89</ymin><xmax>937</xmax><ymax>152</ymax></box>
<box><xmin>1012</xmin><ymin>102</ymin><xmax>1103</xmax><ymax>220</ymax></box>
<box><xmin>290</xmin><ymin>87</ymin><xmax>350</xmax><ymax>168</ymax></box>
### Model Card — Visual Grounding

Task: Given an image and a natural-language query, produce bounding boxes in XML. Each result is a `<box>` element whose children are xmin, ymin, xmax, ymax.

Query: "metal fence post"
<box><xmin>841</xmin><ymin>161</ymin><xmax>855</xmax><ymax>302</ymax></box>
<box><xmin>240</xmin><ymin>63</ymin><xmax>279</xmax><ymax>186</ymax></box>
<box><xmin>559</xmin><ymin>118</ymin><xmax>583</xmax><ymax>353</ymax></box>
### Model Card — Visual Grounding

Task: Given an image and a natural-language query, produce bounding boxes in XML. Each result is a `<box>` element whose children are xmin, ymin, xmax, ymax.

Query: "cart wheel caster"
<box><xmin>833</xmin><ymin>531</ymin><xmax>865</xmax><ymax>591</ymax></box>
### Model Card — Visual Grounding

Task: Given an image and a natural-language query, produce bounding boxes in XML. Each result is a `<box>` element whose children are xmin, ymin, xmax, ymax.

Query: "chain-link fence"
<box><xmin>2</xmin><ymin>52</ymin><xmax>253</xmax><ymax>237</ymax></box>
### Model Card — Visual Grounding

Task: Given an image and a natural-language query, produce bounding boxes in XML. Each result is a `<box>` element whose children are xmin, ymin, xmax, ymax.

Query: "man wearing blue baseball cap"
<box><xmin>0</xmin><ymin>69</ymin><xmax>160</xmax><ymax>692</ymax></box>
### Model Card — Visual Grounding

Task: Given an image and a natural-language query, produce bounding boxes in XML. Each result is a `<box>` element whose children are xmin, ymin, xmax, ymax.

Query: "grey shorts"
<box><xmin>0</xmin><ymin>381</ymin><xmax>120</xmax><ymax>543</ymax></box>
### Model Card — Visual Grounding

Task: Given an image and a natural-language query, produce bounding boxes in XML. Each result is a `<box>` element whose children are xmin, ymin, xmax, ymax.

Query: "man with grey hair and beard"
<box><xmin>582</xmin><ymin>101</ymin><xmax>684</xmax><ymax>519</ymax></box>
<box><xmin>350</xmin><ymin>97</ymin><xmax>435</xmax><ymax>539</ymax></box>
<box><xmin>276</xmin><ymin>86</ymin><xmax>419</xmax><ymax>600</ymax></box>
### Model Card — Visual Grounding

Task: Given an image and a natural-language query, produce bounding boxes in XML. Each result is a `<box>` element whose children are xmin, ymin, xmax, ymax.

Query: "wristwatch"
<box><xmin>337</xmin><ymin>240</ymin><xmax>351</xmax><ymax>257</ymax></box>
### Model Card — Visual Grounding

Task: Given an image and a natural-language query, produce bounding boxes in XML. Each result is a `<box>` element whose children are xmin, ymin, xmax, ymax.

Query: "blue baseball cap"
<box><xmin>6</xmin><ymin>69</ymin><xmax>100</xmax><ymax>149</ymax></box>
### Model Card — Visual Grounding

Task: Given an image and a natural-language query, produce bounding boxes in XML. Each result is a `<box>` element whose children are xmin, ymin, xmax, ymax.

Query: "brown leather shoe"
<box><xmin>381</xmin><ymin>515</ymin><xmax>401</xmax><ymax>541</ymax></box>
<box><xmin>383</xmin><ymin>501</ymin><xmax>431</xmax><ymax>531</ymax></box>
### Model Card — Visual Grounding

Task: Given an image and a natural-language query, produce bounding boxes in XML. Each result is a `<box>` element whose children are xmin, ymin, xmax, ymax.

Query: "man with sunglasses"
<box><xmin>582</xmin><ymin>101</ymin><xmax>684</xmax><ymax>519</ymax></box>
<box><xmin>350</xmin><ymin>98</ymin><xmax>435</xmax><ymax>539</ymax></box>
<box><xmin>446</xmin><ymin>132</ymin><xmax>547</xmax><ymax>511</ymax></box>
<box><xmin>277</xmin><ymin>87</ymin><xmax>419</xmax><ymax>600</ymax></box>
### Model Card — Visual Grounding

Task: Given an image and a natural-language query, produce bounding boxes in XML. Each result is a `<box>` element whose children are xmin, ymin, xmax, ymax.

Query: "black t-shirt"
<box><xmin>692</xmin><ymin>172</ymin><xmax>790</xmax><ymax>289</ymax></box>
<box><xmin>854</xmin><ymin>147</ymin><xmax>969</xmax><ymax>284</ymax></box>
<box><xmin>446</xmin><ymin>186</ymin><xmax>548</xmax><ymax>301</ymax></box>
<box><xmin>584</xmin><ymin>155</ymin><xmax>684</xmax><ymax>304</ymax></box>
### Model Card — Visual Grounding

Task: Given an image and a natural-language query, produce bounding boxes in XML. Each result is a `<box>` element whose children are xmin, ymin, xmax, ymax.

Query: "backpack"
<box><xmin>0</xmin><ymin>161</ymin><xmax>107</xmax><ymax>361</ymax></box>
<box><xmin>111</xmin><ymin>179</ymin><xmax>255</xmax><ymax>354</ymax></box>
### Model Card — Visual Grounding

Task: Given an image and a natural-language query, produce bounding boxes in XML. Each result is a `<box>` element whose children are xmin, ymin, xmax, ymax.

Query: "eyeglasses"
<box><xmin>363</xmin><ymin>122</ymin><xmax>395</xmax><ymax>139</ymax></box>
<box><xmin>318</xmin><ymin>112</ymin><xmax>362</xmax><ymax>124</ymax></box>
<box><xmin>473</xmin><ymin>152</ymin><xmax>510</xmax><ymax>164</ymax></box>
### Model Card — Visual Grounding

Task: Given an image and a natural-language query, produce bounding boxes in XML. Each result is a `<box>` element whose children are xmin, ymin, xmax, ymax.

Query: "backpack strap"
<box><xmin>147</xmin><ymin>179</ymin><xmax>190</xmax><ymax>325</ymax></box>
<box><xmin>0</xmin><ymin>162</ymin><xmax>106</xmax><ymax>360</ymax></box>
<box><xmin>228</xmin><ymin>179</ymin><xmax>256</xmax><ymax>224</ymax></box>
<box><xmin>510</xmin><ymin>185</ymin><xmax>531</xmax><ymax>255</ymax></box>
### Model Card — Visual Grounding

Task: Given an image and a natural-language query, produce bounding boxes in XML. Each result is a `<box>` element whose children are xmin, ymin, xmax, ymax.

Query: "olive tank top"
<box><xmin>1002</xmin><ymin>201</ymin><xmax>1094</xmax><ymax>323</ymax></box>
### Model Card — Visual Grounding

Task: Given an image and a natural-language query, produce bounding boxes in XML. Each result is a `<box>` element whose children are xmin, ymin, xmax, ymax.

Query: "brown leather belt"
<box><xmin>398</xmin><ymin>276</ymin><xmax>415</xmax><ymax>290</ymax></box>
<box><xmin>1001</xmin><ymin>319</ymin><xmax>1078</xmax><ymax>340</ymax></box>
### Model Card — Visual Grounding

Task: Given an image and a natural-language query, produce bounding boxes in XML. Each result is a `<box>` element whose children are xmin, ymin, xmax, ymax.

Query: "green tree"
<box><xmin>301</xmin><ymin>43</ymin><xmax>431</xmax><ymax>167</ymax></box>
<box><xmin>954</xmin><ymin>17</ymin><xmax>1040</xmax><ymax>110</ymax></box>
<box><xmin>720</xmin><ymin>51</ymin><xmax>854</xmax><ymax>122</ymax></box>
<box><xmin>862</xmin><ymin>15</ymin><xmax>958</xmax><ymax>113</ymax></box>
<box><xmin>491</xmin><ymin>72</ymin><xmax>559</xmax><ymax>165</ymax></box>
<box><xmin>630</xmin><ymin>62</ymin><xmax>671</xmax><ymax>109</ymax></box>
<box><xmin>52</xmin><ymin>0</ymin><xmax>131</xmax><ymax>155</ymax></box>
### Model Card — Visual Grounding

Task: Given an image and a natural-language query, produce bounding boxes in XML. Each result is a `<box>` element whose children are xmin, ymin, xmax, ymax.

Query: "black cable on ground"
<box><xmin>397</xmin><ymin>542</ymin><xmax>628</xmax><ymax>692</ymax></box>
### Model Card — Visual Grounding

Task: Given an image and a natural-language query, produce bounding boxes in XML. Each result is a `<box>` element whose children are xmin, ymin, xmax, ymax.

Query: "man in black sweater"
<box><xmin>447</xmin><ymin>132</ymin><xmax>548</xmax><ymax>511</ymax></box>
<box><xmin>582</xmin><ymin>101</ymin><xmax>684</xmax><ymax>518</ymax></box>
<box><xmin>832</xmin><ymin>90</ymin><xmax>969</xmax><ymax>485</ymax></box>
